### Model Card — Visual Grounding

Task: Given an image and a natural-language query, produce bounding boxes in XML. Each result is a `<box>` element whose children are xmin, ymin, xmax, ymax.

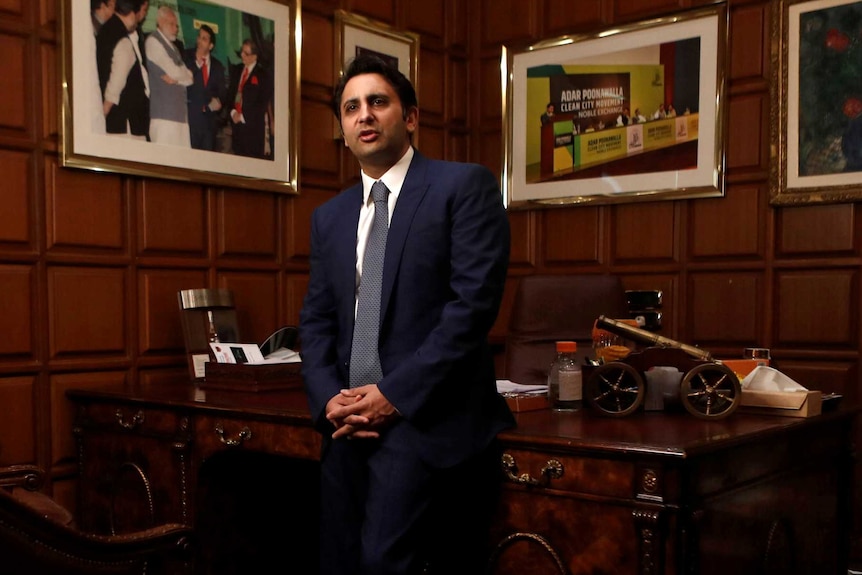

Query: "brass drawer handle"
<box><xmin>213</xmin><ymin>422</ymin><xmax>252</xmax><ymax>446</ymax></box>
<box><xmin>115</xmin><ymin>409</ymin><xmax>144</xmax><ymax>430</ymax></box>
<box><xmin>501</xmin><ymin>453</ymin><xmax>563</xmax><ymax>487</ymax></box>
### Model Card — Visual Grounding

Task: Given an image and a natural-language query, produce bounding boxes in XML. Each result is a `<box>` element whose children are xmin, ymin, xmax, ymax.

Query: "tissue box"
<box><xmin>739</xmin><ymin>389</ymin><xmax>822</xmax><ymax>418</ymax></box>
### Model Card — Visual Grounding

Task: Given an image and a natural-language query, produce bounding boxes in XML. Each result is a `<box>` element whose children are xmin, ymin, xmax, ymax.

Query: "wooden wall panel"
<box><xmin>50</xmin><ymin>372</ymin><xmax>127</xmax><ymax>466</ymax></box>
<box><xmin>138</xmin><ymin>181</ymin><xmax>207</xmax><ymax>255</ymax></box>
<box><xmin>45</xmin><ymin>158</ymin><xmax>125</xmax><ymax>251</ymax></box>
<box><xmin>217</xmin><ymin>190</ymin><xmax>279</xmax><ymax>259</ymax></box>
<box><xmin>47</xmin><ymin>267</ymin><xmax>126</xmax><ymax>357</ymax></box>
<box><xmin>219</xmin><ymin>271</ymin><xmax>282</xmax><ymax>344</ymax></box>
<box><xmin>0</xmin><ymin>33</ymin><xmax>28</xmax><ymax>133</ymax></box>
<box><xmin>285</xmin><ymin>186</ymin><xmax>327</xmax><ymax>260</ymax></box>
<box><xmin>447</xmin><ymin>131</ymin><xmax>469</xmax><ymax>163</ymax></box>
<box><xmin>138</xmin><ymin>270</ymin><xmax>207</xmax><ymax>355</ymax></box>
<box><xmin>419</xmin><ymin>49</ymin><xmax>445</xmax><ymax>118</ymax></box>
<box><xmin>480</xmin><ymin>0</ymin><xmax>534</xmax><ymax>45</ymax></box>
<box><xmin>418</xmin><ymin>124</ymin><xmax>444</xmax><ymax>161</ymax></box>
<box><xmin>776</xmin><ymin>360</ymin><xmax>857</xmax><ymax>401</ymax></box>
<box><xmin>404</xmin><ymin>0</ymin><xmax>445</xmax><ymax>38</ymax></box>
<box><xmin>777</xmin><ymin>204</ymin><xmax>857</xmax><ymax>256</ymax></box>
<box><xmin>613</xmin><ymin>202</ymin><xmax>676</xmax><ymax>262</ymax></box>
<box><xmin>0</xmin><ymin>376</ymin><xmax>35</xmax><ymax>463</ymax></box>
<box><xmin>544</xmin><ymin>0</ymin><xmax>608</xmax><ymax>35</ymax></box>
<box><xmin>729</xmin><ymin>3</ymin><xmax>768</xmax><ymax>84</ymax></box>
<box><xmin>543</xmin><ymin>208</ymin><xmax>601</xmax><ymax>265</ymax></box>
<box><xmin>301</xmin><ymin>100</ymin><xmax>341</xmax><ymax>174</ymax></box>
<box><xmin>0</xmin><ymin>0</ymin><xmax>23</xmax><ymax>17</ymax></box>
<box><xmin>0</xmin><ymin>150</ymin><xmax>31</xmax><ymax>245</ymax></box>
<box><xmin>478</xmin><ymin>130</ymin><xmax>502</xmax><ymax>176</ymax></box>
<box><xmin>508</xmin><ymin>210</ymin><xmax>534</xmax><ymax>269</ymax></box>
<box><xmin>613</xmin><ymin>0</ymin><xmax>683</xmax><ymax>22</ymax></box>
<box><xmin>350</xmin><ymin>0</ymin><xmax>395</xmax><ymax>23</ymax></box>
<box><xmin>449</xmin><ymin>59</ymin><xmax>468</xmax><ymax>124</ymax></box>
<box><xmin>689</xmin><ymin>184</ymin><xmax>762</xmax><ymax>258</ymax></box>
<box><xmin>300</xmin><ymin>13</ymin><xmax>334</xmax><ymax>88</ymax></box>
<box><xmin>446</xmin><ymin>0</ymin><xmax>468</xmax><ymax>49</ymax></box>
<box><xmin>688</xmin><ymin>272</ymin><xmax>761</xmax><ymax>344</ymax></box>
<box><xmin>479</xmin><ymin>57</ymin><xmax>501</xmax><ymax>123</ymax></box>
<box><xmin>0</xmin><ymin>265</ymin><xmax>33</xmax><ymax>356</ymax></box>
<box><xmin>286</xmin><ymin>273</ymin><xmax>309</xmax><ymax>327</ymax></box>
<box><xmin>726</xmin><ymin>93</ymin><xmax>768</xmax><ymax>174</ymax></box>
<box><xmin>776</xmin><ymin>270</ymin><xmax>856</xmax><ymax>347</ymax></box>
<box><xmin>41</xmin><ymin>42</ymin><xmax>58</xmax><ymax>141</ymax></box>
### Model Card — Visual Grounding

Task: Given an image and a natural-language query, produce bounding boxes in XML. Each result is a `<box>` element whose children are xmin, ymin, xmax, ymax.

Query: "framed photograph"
<box><xmin>60</xmin><ymin>0</ymin><xmax>300</xmax><ymax>194</ymax></box>
<box><xmin>501</xmin><ymin>5</ymin><xmax>728</xmax><ymax>208</ymax></box>
<box><xmin>770</xmin><ymin>0</ymin><xmax>862</xmax><ymax>205</ymax></box>
<box><xmin>334</xmin><ymin>10</ymin><xmax>419</xmax><ymax>140</ymax></box>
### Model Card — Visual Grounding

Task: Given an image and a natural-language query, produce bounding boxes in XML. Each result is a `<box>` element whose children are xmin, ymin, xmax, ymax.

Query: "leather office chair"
<box><xmin>505</xmin><ymin>274</ymin><xmax>628</xmax><ymax>387</ymax></box>
<box><xmin>0</xmin><ymin>464</ymin><xmax>195</xmax><ymax>575</ymax></box>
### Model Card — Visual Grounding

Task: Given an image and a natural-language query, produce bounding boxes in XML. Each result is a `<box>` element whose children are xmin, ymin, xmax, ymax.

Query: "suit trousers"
<box><xmin>319</xmin><ymin>431</ymin><xmax>503</xmax><ymax>575</ymax></box>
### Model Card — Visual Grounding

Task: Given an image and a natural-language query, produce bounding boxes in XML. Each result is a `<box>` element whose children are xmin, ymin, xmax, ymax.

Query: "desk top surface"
<box><xmin>68</xmin><ymin>381</ymin><xmax>855</xmax><ymax>460</ymax></box>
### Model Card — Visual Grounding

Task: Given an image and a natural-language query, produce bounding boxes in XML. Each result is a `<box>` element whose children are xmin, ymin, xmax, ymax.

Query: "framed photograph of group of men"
<box><xmin>501</xmin><ymin>4</ymin><xmax>728</xmax><ymax>208</ymax></box>
<box><xmin>60</xmin><ymin>0</ymin><xmax>299</xmax><ymax>193</ymax></box>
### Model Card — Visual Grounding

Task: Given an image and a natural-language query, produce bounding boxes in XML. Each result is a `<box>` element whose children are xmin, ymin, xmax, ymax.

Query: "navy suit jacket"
<box><xmin>299</xmin><ymin>151</ymin><xmax>514</xmax><ymax>468</ymax></box>
<box><xmin>183</xmin><ymin>51</ymin><xmax>226</xmax><ymax>149</ymax></box>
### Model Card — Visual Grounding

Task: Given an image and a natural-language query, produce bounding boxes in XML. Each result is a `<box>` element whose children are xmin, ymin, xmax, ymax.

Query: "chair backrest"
<box><xmin>0</xmin><ymin>466</ymin><xmax>195</xmax><ymax>575</ymax></box>
<box><xmin>505</xmin><ymin>274</ymin><xmax>628</xmax><ymax>387</ymax></box>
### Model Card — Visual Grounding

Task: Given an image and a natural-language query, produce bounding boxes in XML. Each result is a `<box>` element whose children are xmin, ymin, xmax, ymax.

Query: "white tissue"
<box><xmin>740</xmin><ymin>366</ymin><xmax>808</xmax><ymax>392</ymax></box>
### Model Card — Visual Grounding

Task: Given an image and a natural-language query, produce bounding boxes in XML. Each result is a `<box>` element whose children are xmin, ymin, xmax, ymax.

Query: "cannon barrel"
<box><xmin>595</xmin><ymin>315</ymin><xmax>713</xmax><ymax>361</ymax></box>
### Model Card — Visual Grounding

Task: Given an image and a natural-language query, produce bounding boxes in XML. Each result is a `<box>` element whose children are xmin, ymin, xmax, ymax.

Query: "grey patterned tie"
<box><xmin>349</xmin><ymin>180</ymin><xmax>389</xmax><ymax>388</ymax></box>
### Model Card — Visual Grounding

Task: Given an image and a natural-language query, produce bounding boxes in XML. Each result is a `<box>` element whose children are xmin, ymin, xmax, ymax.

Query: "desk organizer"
<box><xmin>203</xmin><ymin>362</ymin><xmax>303</xmax><ymax>392</ymax></box>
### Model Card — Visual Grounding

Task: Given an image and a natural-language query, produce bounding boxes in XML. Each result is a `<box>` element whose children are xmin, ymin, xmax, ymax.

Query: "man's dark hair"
<box><xmin>332</xmin><ymin>53</ymin><xmax>418</xmax><ymax>122</ymax></box>
<box><xmin>199</xmin><ymin>24</ymin><xmax>216</xmax><ymax>48</ymax></box>
<box><xmin>91</xmin><ymin>0</ymin><xmax>108</xmax><ymax>10</ymax></box>
<box><xmin>114</xmin><ymin>0</ymin><xmax>143</xmax><ymax>16</ymax></box>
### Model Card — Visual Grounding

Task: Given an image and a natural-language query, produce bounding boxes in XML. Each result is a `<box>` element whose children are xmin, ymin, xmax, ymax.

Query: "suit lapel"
<box><xmin>380</xmin><ymin>151</ymin><xmax>429</xmax><ymax>316</ymax></box>
<box><xmin>338</xmin><ymin>184</ymin><xmax>364</xmax><ymax>321</ymax></box>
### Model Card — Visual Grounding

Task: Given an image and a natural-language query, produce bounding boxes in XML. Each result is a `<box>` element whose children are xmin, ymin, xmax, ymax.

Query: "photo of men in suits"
<box><xmin>184</xmin><ymin>24</ymin><xmax>227</xmax><ymax>151</ymax></box>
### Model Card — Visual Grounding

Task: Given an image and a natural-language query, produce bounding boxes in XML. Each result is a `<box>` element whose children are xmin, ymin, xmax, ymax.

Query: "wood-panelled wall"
<box><xmin>1</xmin><ymin>0</ymin><xmax>860</xmax><ymax>558</ymax></box>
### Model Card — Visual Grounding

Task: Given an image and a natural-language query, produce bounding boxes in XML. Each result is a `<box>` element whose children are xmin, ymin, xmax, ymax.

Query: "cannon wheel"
<box><xmin>679</xmin><ymin>363</ymin><xmax>741</xmax><ymax>420</ymax></box>
<box><xmin>585</xmin><ymin>362</ymin><xmax>645</xmax><ymax>417</ymax></box>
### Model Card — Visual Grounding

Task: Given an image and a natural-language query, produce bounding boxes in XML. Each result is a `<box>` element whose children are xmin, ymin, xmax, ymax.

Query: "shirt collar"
<box><xmin>360</xmin><ymin>147</ymin><xmax>414</xmax><ymax>205</ymax></box>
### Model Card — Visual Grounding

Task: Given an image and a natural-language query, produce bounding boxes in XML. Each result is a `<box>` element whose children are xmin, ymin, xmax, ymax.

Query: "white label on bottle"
<box><xmin>558</xmin><ymin>370</ymin><xmax>582</xmax><ymax>401</ymax></box>
<box><xmin>192</xmin><ymin>353</ymin><xmax>209</xmax><ymax>378</ymax></box>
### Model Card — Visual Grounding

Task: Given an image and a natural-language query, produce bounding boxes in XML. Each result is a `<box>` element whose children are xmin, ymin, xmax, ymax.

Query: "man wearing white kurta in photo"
<box><xmin>145</xmin><ymin>5</ymin><xmax>193</xmax><ymax>146</ymax></box>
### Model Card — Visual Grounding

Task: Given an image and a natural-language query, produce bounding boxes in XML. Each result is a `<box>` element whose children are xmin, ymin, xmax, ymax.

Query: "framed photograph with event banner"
<box><xmin>501</xmin><ymin>4</ymin><xmax>728</xmax><ymax>208</ymax></box>
<box><xmin>60</xmin><ymin>0</ymin><xmax>299</xmax><ymax>194</ymax></box>
<box><xmin>770</xmin><ymin>0</ymin><xmax>862</xmax><ymax>205</ymax></box>
<box><xmin>334</xmin><ymin>10</ymin><xmax>419</xmax><ymax>141</ymax></box>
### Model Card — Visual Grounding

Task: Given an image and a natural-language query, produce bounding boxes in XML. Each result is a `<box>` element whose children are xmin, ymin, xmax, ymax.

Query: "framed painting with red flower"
<box><xmin>771</xmin><ymin>0</ymin><xmax>862</xmax><ymax>205</ymax></box>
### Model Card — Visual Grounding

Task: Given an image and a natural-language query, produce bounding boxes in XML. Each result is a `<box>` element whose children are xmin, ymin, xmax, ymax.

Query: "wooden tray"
<box><xmin>202</xmin><ymin>362</ymin><xmax>303</xmax><ymax>392</ymax></box>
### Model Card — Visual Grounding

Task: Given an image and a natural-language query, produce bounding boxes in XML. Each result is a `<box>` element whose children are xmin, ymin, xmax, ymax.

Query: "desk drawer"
<box><xmin>78</xmin><ymin>402</ymin><xmax>186</xmax><ymax>437</ymax></box>
<box><xmin>194</xmin><ymin>414</ymin><xmax>320</xmax><ymax>461</ymax></box>
<box><xmin>500</xmin><ymin>448</ymin><xmax>634</xmax><ymax>499</ymax></box>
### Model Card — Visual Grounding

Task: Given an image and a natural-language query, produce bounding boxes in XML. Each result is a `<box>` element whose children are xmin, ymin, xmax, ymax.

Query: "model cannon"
<box><xmin>585</xmin><ymin>315</ymin><xmax>741</xmax><ymax>420</ymax></box>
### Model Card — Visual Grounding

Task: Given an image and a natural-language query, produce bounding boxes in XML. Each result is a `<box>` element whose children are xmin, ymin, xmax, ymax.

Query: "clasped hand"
<box><xmin>326</xmin><ymin>384</ymin><xmax>398</xmax><ymax>440</ymax></box>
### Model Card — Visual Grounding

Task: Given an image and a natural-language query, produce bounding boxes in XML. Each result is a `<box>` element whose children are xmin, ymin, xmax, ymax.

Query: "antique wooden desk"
<box><xmin>68</xmin><ymin>381</ymin><xmax>854</xmax><ymax>574</ymax></box>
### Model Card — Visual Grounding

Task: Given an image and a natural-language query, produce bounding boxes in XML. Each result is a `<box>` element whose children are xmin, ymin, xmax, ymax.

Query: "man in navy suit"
<box><xmin>299</xmin><ymin>54</ymin><xmax>514</xmax><ymax>574</ymax></box>
<box><xmin>227</xmin><ymin>38</ymin><xmax>271</xmax><ymax>158</ymax></box>
<box><xmin>184</xmin><ymin>24</ymin><xmax>226</xmax><ymax>151</ymax></box>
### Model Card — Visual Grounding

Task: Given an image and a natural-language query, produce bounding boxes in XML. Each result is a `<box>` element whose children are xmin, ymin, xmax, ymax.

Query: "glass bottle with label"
<box><xmin>548</xmin><ymin>341</ymin><xmax>582</xmax><ymax>411</ymax></box>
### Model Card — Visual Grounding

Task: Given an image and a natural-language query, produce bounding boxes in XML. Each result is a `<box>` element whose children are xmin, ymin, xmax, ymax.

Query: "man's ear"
<box><xmin>405</xmin><ymin>106</ymin><xmax>419</xmax><ymax>134</ymax></box>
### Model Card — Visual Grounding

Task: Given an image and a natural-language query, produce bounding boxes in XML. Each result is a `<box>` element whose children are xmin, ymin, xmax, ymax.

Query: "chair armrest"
<box><xmin>0</xmin><ymin>464</ymin><xmax>44</xmax><ymax>491</ymax></box>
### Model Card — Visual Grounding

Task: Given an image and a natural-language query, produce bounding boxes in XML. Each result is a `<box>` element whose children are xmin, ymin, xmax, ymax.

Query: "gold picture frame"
<box><xmin>334</xmin><ymin>10</ymin><xmax>419</xmax><ymax>142</ymax></box>
<box><xmin>770</xmin><ymin>0</ymin><xmax>862</xmax><ymax>205</ymax></box>
<box><xmin>60</xmin><ymin>0</ymin><xmax>300</xmax><ymax>194</ymax></box>
<box><xmin>501</xmin><ymin>4</ymin><xmax>728</xmax><ymax>208</ymax></box>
